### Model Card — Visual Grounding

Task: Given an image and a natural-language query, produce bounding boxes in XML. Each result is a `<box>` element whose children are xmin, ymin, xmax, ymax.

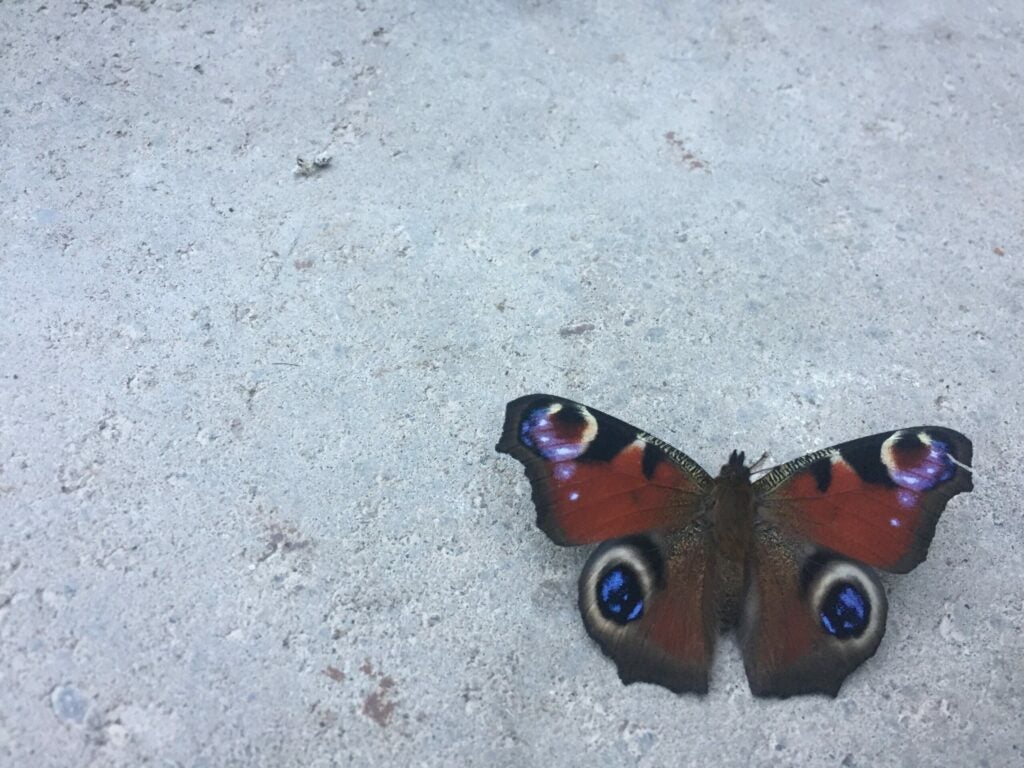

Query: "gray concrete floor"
<box><xmin>2</xmin><ymin>1</ymin><xmax>1022</xmax><ymax>765</ymax></box>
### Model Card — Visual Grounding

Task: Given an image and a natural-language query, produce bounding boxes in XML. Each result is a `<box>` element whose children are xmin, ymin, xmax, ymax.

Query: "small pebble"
<box><xmin>51</xmin><ymin>684</ymin><xmax>88</xmax><ymax>725</ymax></box>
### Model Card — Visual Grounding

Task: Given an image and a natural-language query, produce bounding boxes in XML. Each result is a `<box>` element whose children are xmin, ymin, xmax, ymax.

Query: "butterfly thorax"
<box><xmin>707</xmin><ymin>452</ymin><xmax>757</xmax><ymax>628</ymax></box>
<box><xmin>709</xmin><ymin>451</ymin><xmax>756</xmax><ymax>563</ymax></box>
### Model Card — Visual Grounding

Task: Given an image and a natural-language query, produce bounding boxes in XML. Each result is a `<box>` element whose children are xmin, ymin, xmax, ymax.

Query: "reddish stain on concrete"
<box><xmin>363</xmin><ymin>687</ymin><xmax>396</xmax><ymax>727</ymax></box>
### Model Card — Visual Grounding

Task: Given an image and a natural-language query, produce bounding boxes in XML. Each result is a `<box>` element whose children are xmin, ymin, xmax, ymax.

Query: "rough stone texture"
<box><xmin>2</xmin><ymin>1</ymin><xmax>1022</xmax><ymax>766</ymax></box>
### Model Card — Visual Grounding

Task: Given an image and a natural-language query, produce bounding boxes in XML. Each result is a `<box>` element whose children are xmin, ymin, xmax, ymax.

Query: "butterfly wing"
<box><xmin>496</xmin><ymin>394</ymin><xmax>713</xmax><ymax>545</ymax></box>
<box><xmin>739</xmin><ymin>527</ymin><xmax>888</xmax><ymax>698</ymax></box>
<box><xmin>740</xmin><ymin>426</ymin><xmax>972</xmax><ymax>697</ymax></box>
<box><xmin>753</xmin><ymin>427</ymin><xmax>973</xmax><ymax>573</ymax></box>
<box><xmin>497</xmin><ymin>394</ymin><xmax>718</xmax><ymax>693</ymax></box>
<box><xmin>578</xmin><ymin>527</ymin><xmax>717</xmax><ymax>693</ymax></box>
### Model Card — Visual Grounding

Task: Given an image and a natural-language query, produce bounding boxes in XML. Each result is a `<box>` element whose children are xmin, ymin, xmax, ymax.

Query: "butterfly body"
<box><xmin>497</xmin><ymin>394</ymin><xmax>973</xmax><ymax>697</ymax></box>
<box><xmin>708</xmin><ymin>454</ymin><xmax>756</xmax><ymax>563</ymax></box>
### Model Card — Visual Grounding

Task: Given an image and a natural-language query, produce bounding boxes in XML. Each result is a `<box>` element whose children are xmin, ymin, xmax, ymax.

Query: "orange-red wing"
<box><xmin>754</xmin><ymin>427</ymin><xmax>973</xmax><ymax>573</ymax></box>
<box><xmin>739</xmin><ymin>527</ymin><xmax>888</xmax><ymax>698</ymax></box>
<box><xmin>578</xmin><ymin>525</ymin><xmax>718</xmax><ymax>694</ymax></box>
<box><xmin>496</xmin><ymin>395</ymin><xmax>712</xmax><ymax>545</ymax></box>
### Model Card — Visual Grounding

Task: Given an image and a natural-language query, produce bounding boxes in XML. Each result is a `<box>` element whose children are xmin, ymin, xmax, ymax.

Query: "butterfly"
<box><xmin>495</xmin><ymin>394</ymin><xmax>973</xmax><ymax>698</ymax></box>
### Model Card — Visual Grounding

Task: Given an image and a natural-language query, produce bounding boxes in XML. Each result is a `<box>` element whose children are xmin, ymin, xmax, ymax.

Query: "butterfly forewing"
<box><xmin>496</xmin><ymin>394</ymin><xmax>712</xmax><ymax>545</ymax></box>
<box><xmin>753</xmin><ymin>427</ymin><xmax>973</xmax><ymax>573</ymax></box>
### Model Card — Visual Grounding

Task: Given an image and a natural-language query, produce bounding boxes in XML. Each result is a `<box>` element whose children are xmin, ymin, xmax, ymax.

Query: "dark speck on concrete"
<box><xmin>559</xmin><ymin>323</ymin><xmax>595</xmax><ymax>337</ymax></box>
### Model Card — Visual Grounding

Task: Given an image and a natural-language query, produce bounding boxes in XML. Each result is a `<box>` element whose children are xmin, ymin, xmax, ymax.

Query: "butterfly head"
<box><xmin>719</xmin><ymin>449</ymin><xmax>751</xmax><ymax>481</ymax></box>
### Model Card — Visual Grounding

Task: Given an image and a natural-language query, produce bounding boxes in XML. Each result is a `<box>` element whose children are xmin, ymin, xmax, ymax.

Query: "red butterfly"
<box><xmin>496</xmin><ymin>395</ymin><xmax>973</xmax><ymax>698</ymax></box>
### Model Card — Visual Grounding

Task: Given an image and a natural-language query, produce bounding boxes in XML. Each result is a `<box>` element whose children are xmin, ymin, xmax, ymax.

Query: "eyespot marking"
<box><xmin>881</xmin><ymin>431</ymin><xmax>956</xmax><ymax>492</ymax></box>
<box><xmin>820</xmin><ymin>582</ymin><xmax>870</xmax><ymax>639</ymax></box>
<box><xmin>597</xmin><ymin>566</ymin><xmax>645</xmax><ymax>625</ymax></box>
<box><xmin>805</xmin><ymin>560</ymin><xmax>886</xmax><ymax>650</ymax></box>
<box><xmin>580</xmin><ymin>539</ymin><xmax>660</xmax><ymax>636</ymax></box>
<box><xmin>519</xmin><ymin>403</ymin><xmax>597</xmax><ymax>461</ymax></box>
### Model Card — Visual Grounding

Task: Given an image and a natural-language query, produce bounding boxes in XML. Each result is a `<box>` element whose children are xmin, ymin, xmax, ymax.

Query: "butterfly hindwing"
<box><xmin>753</xmin><ymin>427</ymin><xmax>973</xmax><ymax>573</ymax></box>
<box><xmin>496</xmin><ymin>394</ymin><xmax>712</xmax><ymax>545</ymax></box>
<box><xmin>578</xmin><ymin>526</ymin><xmax>718</xmax><ymax>693</ymax></box>
<box><xmin>739</xmin><ymin>527</ymin><xmax>888</xmax><ymax>697</ymax></box>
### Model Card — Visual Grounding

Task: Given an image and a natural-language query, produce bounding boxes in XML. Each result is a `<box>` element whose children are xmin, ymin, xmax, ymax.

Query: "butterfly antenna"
<box><xmin>747</xmin><ymin>451</ymin><xmax>769</xmax><ymax>471</ymax></box>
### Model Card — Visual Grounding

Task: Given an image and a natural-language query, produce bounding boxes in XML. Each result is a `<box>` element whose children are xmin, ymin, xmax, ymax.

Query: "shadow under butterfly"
<box><xmin>496</xmin><ymin>395</ymin><xmax>974</xmax><ymax>698</ymax></box>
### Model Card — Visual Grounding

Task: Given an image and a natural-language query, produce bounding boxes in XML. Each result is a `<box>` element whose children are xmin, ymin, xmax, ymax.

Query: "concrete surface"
<box><xmin>2</xmin><ymin>1</ymin><xmax>1022</xmax><ymax>765</ymax></box>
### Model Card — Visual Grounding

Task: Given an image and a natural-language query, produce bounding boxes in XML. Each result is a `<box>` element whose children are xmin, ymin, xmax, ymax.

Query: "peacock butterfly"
<box><xmin>496</xmin><ymin>395</ymin><xmax>973</xmax><ymax>697</ymax></box>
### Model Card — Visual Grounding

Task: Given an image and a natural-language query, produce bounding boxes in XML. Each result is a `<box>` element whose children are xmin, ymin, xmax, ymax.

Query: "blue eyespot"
<box><xmin>519</xmin><ymin>406</ymin><xmax>588</xmax><ymax>461</ymax></box>
<box><xmin>889</xmin><ymin>438</ymin><xmax>956</xmax><ymax>491</ymax></box>
<box><xmin>597</xmin><ymin>566</ymin><xmax>644</xmax><ymax>625</ymax></box>
<box><xmin>820</xmin><ymin>583</ymin><xmax>870</xmax><ymax>639</ymax></box>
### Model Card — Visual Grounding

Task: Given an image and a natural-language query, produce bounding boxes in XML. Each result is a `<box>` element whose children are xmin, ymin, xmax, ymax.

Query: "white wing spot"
<box><xmin>554</xmin><ymin>463</ymin><xmax>576</xmax><ymax>481</ymax></box>
<box><xmin>897</xmin><ymin>489</ymin><xmax>918</xmax><ymax>508</ymax></box>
